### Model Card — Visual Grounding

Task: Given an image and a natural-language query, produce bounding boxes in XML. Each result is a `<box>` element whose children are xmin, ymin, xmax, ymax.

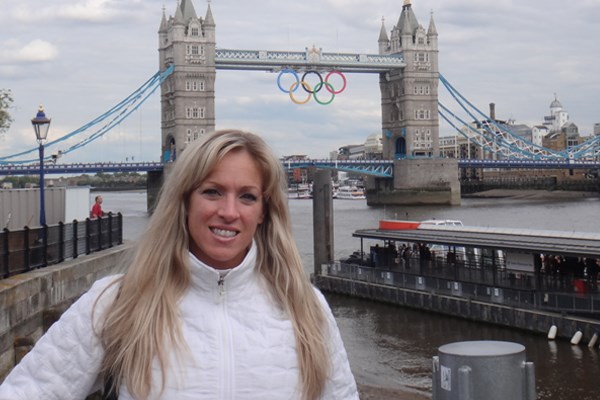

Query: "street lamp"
<box><xmin>31</xmin><ymin>105</ymin><xmax>51</xmax><ymax>227</ymax></box>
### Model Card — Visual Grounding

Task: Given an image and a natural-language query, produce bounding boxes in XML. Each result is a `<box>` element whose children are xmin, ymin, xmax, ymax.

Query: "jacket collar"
<box><xmin>188</xmin><ymin>240</ymin><xmax>258</xmax><ymax>292</ymax></box>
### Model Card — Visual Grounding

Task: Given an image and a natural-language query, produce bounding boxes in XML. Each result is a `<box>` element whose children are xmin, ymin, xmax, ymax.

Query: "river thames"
<box><xmin>99</xmin><ymin>190</ymin><xmax>600</xmax><ymax>400</ymax></box>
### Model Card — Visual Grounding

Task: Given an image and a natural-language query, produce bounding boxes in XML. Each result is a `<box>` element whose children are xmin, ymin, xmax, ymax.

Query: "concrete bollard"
<box><xmin>432</xmin><ymin>340</ymin><xmax>536</xmax><ymax>400</ymax></box>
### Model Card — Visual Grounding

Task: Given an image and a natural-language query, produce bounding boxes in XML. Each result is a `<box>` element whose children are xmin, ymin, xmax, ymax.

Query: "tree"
<box><xmin>0</xmin><ymin>89</ymin><xmax>14</xmax><ymax>136</ymax></box>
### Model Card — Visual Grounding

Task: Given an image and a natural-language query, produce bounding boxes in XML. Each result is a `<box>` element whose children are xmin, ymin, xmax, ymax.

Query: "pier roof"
<box><xmin>353</xmin><ymin>225</ymin><xmax>600</xmax><ymax>258</ymax></box>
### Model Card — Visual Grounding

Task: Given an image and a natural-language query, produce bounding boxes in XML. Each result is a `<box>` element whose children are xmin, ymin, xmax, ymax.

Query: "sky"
<box><xmin>1</xmin><ymin>0</ymin><xmax>599</xmax><ymax>164</ymax></box>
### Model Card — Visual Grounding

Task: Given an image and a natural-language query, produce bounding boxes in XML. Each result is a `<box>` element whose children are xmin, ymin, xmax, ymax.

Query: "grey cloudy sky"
<box><xmin>1</xmin><ymin>0</ymin><xmax>599</xmax><ymax>163</ymax></box>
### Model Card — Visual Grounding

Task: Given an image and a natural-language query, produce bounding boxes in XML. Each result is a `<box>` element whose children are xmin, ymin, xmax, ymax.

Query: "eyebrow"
<box><xmin>200</xmin><ymin>180</ymin><xmax>262</xmax><ymax>193</ymax></box>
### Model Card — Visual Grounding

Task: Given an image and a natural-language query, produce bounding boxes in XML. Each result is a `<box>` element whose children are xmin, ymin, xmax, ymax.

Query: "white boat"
<box><xmin>336</xmin><ymin>186</ymin><xmax>366</xmax><ymax>200</ymax></box>
<box><xmin>420</xmin><ymin>219</ymin><xmax>464</xmax><ymax>227</ymax></box>
<box><xmin>288</xmin><ymin>184</ymin><xmax>311</xmax><ymax>199</ymax></box>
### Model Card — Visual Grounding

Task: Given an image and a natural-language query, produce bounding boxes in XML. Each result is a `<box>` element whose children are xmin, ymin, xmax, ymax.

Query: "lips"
<box><xmin>211</xmin><ymin>227</ymin><xmax>238</xmax><ymax>238</ymax></box>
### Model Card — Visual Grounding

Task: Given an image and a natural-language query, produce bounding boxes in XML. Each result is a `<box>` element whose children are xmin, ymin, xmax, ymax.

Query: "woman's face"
<box><xmin>187</xmin><ymin>150</ymin><xmax>265</xmax><ymax>269</ymax></box>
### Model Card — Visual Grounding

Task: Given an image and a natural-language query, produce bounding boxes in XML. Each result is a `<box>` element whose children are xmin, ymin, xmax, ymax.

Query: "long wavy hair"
<box><xmin>98</xmin><ymin>130</ymin><xmax>329</xmax><ymax>399</ymax></box>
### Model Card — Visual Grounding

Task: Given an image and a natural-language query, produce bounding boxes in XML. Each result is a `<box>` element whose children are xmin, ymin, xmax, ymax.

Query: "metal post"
<box><xmin>108</xmin><ymin>212</ymin><xmax>113</xmax><ymax>247</ymax></box>
<box><xmin>38</xmin><ymin>143</ymin><xmax>46</xmax><ymax>227</ymax></box>
<box><xmin>2</xmin><ymin>227</ymin><xmax>9</xmax><ymax>278</ymax></box>
<box><xmin>72</xmin><ymin>220</ymin><xmax>79</xmax><ymax>259</ymax></box>
<box><xmin>312</xmin><ymin>169</ymin><xmax>334</xmax><ymax>277</ymax></box>
<box><xmin>32</xmin><ymin>106</ymin><xmax>50</xmax><ymax>227</ymax></box>
<box><xmin>58</xmin><ymin>221</ymin><xmax>65</xmax><ymax>262</ymax></box>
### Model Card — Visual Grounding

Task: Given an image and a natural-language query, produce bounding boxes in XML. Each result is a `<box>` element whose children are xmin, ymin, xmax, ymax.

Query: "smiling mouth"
<box><xmin>211</xmin><ymin>227</ymin><xmax>238</xmax><ymax>238</ymax></box>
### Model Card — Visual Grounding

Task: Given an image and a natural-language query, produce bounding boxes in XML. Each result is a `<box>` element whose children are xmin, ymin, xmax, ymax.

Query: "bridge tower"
<box><xmin>367</xmin><ymin>0</ymin><xmax>460</xmax><ymax>205</ymax></box>
<box><xmin>158</xmin><ymin>0</ymin><xmax>216</xmax><ymax>163</ymax></box>
<box><xmin>379</xmin><ymin>0</ymin><xmax>439</xmax><ymax>158</ymax></box>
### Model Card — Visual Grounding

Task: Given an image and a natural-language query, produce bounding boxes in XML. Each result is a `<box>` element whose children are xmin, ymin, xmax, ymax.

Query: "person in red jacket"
<box><xmin>91</xmin><ymin>195</ymin><xmax>104</xmax><ymax>218</ymax></box>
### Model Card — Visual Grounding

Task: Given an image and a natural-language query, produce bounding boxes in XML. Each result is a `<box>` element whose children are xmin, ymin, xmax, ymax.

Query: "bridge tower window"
<box><xmin>415</xmin><ymin>109</ymin><xmax>431</xmax><ymax>120</ymax></box>
<box><xmin>187</xmin><ymin>45</ymin><xmax>200</xmax><ymax>56</ymax></box>
<box><xmin>414</xmin><ymin>53</ymin><xmax>429</xmax><ymax>63</ymax></box>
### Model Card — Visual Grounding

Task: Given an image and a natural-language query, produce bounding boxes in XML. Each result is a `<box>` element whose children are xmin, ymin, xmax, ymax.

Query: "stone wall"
<box><xmin>315</xmin><ymin>275</ymin><xmax>600</xmax><ymax>343</ymax></box>
<box><xmin>0</xmin><ymin>243</ymin><xmax>132</xmax><ymax>381</ymax></box>
<box><xmin>366</xmin><ymin>158</ymin><xmax>461</xmax><ymax>206</ymax></box>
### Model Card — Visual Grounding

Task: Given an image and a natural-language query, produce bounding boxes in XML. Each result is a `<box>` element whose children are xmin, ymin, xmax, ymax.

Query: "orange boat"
<box><xmin>378</xmin><ymin>219</ymin><xmax>421</xmax><ymax>230</ymax></box>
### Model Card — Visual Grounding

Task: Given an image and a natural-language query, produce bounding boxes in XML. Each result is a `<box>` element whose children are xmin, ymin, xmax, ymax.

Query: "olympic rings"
<box><xmin>289</xmin><ymin>81</ymin><xmax>312</xmax><ymax>104</ymax></box>
<box><xmin>324</xmin><ymin>70</ymin><xmax>347</xmax><ymax>94</ymax></box>
<box><xmin>301</xmin><ymin>71</ymin><xmax>323</xmax><ymax>94</ymax></box>
<box><xmin>277</xmin><ymin>69</ymin><xmax>299</xmax><ymax>93</ymax></box>
<box><xmin>313</xmin><ymin>82</ymin><xmax>335</xmax><ymax>105</ymax></box>
<box><xmin>276</xmin><ymin>69</ymin><xmax>347</xmax><ymax>105</ymax></box>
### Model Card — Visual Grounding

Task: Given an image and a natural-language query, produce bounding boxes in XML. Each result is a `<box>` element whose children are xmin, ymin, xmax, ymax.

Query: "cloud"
<box><xmin>56</xmin><ymin>0</ymin><xmax>128</xmax><ymax>22</ymax></box>
<box><xmin>17</xmin><ymin>40</ymin><xmax>59</xmax><ymax>63</ymax></box>
<box><xmin>7</xmin><ymin>0</ymin><xmax>147</xmax><ymax>25</ymax></box>
<box><xmin>0</xmin><ymin>39</ymin><xmax>58</xmax><ymax>64</ymax></box>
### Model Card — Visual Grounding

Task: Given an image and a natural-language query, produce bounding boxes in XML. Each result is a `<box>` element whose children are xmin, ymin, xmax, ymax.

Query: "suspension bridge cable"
<box><xmin>439</xmin><ymin>74</ymin><xmax>566</xmax><ymax>159</ymax></box>
<box><xmin>0</xmin><ymin>65</ymin><xmax>174</xmax><ymax>163</ymax></box>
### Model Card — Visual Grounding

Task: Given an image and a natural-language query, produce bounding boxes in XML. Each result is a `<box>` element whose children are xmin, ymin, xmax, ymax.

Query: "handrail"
<box><xmin>0</xmin><ymin>213</ymin><xmax>123</xmax><ymax>279</ymax></box>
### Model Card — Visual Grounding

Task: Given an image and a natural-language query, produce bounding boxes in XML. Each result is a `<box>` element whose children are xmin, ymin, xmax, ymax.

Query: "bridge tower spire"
<box><xmin>379</xmin><ymin>1</ymin><xmax>439</xmax><ymax>159</ymax></box>
<box><xmin>368</xmin><ymin>3</ymin><xmax>459</xmax><ymax>205</ymax></box>
<box><xmin>158</xmin><ymin>0</ymin><xmax>216</xmax><ymax>163</ymax></box>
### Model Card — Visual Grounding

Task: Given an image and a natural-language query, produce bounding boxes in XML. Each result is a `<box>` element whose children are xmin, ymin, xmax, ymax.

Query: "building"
<box><xmin>543</xmin><ymin>95</ymin><xmax>569</xmax><ymax>133</ymax></box>
<box><xmin>281</xmin><ymin>155</ymin><xmax>310</xmax><ymax>184</ymax></box>
<box><xmin>378</xmin><ymin>0</ymin><xmax>439</xmax><ymax>159</ymax></box>
<box><xmin>542</xmin><ymin>122</ymin><xmax>581</xmax><ymax>152</ymax></box>
<box><xmin>363</xmin><ymin>132</ymin><xmax>383</xmax><ymax>159</ymax></box>
<box><xmin>158</xmin><ymin>0</ymin><xmax>216</xmax><ymax>162</ymax></box>
<box><xmin>531</xmin><ymin>125</ymin><xmax>549</xmax><ymax>146</ymax></box>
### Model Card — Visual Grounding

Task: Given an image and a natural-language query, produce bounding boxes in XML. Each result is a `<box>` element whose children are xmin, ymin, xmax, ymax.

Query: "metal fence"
<box><xmin>0</xmin><ymin>213</ymin><xmax>123</xmax><ymax>279</ymax></box>
<box><xmin>323</xmin><ymin>260</ymin><xmax>600</xmax><ymax>317</ymax></box>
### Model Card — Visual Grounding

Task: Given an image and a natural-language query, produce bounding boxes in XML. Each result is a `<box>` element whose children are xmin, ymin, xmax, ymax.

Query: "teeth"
<box><xmin>212</xmin><ymin>228</ymin><xmax>237</xmax><ymax>238</ymax></box>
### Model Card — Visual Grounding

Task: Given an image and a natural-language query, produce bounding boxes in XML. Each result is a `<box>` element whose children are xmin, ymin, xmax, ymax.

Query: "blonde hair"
<box><xmin>99</xmin><ymin>130</ymin><xmax>329</xmax><ymax>399</ymax></box>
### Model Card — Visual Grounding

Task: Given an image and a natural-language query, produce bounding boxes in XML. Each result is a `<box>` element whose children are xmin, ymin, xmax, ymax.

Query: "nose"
<box><xmin>217</xmin><ymin>194</ymin><xmax>240</xmax><ymax>220</ymax></box>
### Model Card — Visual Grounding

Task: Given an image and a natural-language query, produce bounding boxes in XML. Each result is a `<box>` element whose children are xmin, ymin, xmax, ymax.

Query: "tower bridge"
<box><xmin>3</xmin><ymin>0</ymin><xmax>597</xmax><ymax>204</ymax></box>
<box><xmin>158</xmin><ymin>0</ymin><xmax>454</xmax><ymax>205</ymax></box>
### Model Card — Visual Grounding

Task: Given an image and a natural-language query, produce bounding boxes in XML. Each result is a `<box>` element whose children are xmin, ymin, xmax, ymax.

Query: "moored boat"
<box><xmin>379</xmin><ymin>219</ymin><xmax>421</xmax><ymax>230</ymax></box>
<box><xmin>288</xmin><ymin>184</ymin><xmax>311</xmax><ymax>199</ymax></box>
<box><xmin>336</xmin><ymin>185</ymin><xmax>366</xmax><ymax>200</ymax></box>
<box><xmin>379</xmin><ymin>219</ymin><xmax>463</xmax><ymax>230</ymax></box>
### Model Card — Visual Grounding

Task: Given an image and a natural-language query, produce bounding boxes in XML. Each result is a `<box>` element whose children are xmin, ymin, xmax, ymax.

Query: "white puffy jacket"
<box><xmin>0</xmin><ymin>242</ymin><xmax>359</xmax><ymax>399</ymax></box>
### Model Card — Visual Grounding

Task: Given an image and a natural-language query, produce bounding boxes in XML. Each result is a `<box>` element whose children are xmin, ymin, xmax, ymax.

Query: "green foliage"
<box><xmin>0</xmin><ymin>89</ymin><xmax>14</xmax><ymax>135</ymax></box>
<box><xmin>1</xmin><ymin>172</ymin><xmax>146</xmax><ymax>189</ymax></box>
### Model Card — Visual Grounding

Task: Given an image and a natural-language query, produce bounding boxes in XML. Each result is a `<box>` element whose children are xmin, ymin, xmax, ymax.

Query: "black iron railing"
<box><xmin>323</xmin><ymin>260</ymin><xmax>600</xmax><ymax>317</ymax></box>
<box><xmin>0</xmin><ymin>213</ymin><xmax>123</xmax><ymax>279</ymax></box>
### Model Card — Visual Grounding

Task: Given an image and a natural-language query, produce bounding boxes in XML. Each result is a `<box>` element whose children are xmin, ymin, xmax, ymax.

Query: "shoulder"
<box><xmin>310</xmin><ymin>286</ymin><xmax>338</xmax><ymax>324</ymax></box>
<box><xmin>68</xmin><ymin>274</ymin><xmax>123</xmax><ymax>328</ymax></box>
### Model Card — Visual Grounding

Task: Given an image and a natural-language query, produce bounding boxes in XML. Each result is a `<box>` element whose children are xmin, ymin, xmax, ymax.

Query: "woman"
<box><xmin>0</xmin><ymin>130</ymin><xmax>358</xmax><ymax>399</ymax></box>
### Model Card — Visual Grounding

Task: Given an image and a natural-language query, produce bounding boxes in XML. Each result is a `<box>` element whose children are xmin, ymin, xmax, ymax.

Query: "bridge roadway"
<box><xmin>0</xmin><ymin>158</ymin><xmax>599</xmax><ymax>177</ymax></box>
<box><xmin>215</xmin><ymin>48</ymin><xmax>405</xmax><ymax>73</ymax></box>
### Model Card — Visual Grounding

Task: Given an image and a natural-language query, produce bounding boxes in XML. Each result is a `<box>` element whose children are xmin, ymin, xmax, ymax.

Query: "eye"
<box><xmin>199</xmin><ymin>188</ymin><xmax>221</xmax><ymax>199</ymax></box>
<box><xmin>240</xmin><ymin>193</ymin><xmax>259</xmax><ymax>203</ymax></box>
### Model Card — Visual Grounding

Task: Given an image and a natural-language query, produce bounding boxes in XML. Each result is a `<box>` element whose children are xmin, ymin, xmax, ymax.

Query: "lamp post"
<box><xmin>31</xmin><ymin>105</ymin><xmax>51</xmax><ymax>227</ymax></box>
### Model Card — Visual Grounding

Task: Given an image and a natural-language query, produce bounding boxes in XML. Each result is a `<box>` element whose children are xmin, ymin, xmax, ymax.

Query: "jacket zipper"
<box><xmin>218</xmin><ymin>275</ymin><xmax>226</xmax><ymax>297</ymax></box>
<box><xmin>217</xmin><ymin>274</ymin><xmax>232</xmax><ymax>399</ymax></box>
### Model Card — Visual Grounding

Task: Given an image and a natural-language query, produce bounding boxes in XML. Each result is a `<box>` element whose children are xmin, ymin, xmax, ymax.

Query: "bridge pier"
<box><xmin>147</xmin><ymin>169</ymin><xmax>164</xmax><ymax>213</ymax></box>
<box><xmin>366</xmin><ymin>158</ymin><xmax>461</xmax><ymax>206</ymax></box>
